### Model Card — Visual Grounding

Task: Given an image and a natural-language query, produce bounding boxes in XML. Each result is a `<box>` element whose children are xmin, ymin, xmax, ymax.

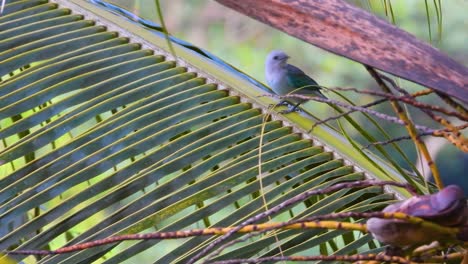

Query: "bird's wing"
<box><xmin>286</xmin><ymin>64</ymin><xmax>326</xmax><ymax>98</ymax></box>
<box><xmin>285</xmin><ymin>64</ymin><xmax>319</xmax><ymax>89</ymax></box>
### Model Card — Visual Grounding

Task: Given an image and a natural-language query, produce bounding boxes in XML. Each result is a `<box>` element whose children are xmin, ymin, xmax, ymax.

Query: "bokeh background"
<box><xmin>108</xmin><ymin>0</ymin><xmax>467</xmax><ymax>190</ymax></box>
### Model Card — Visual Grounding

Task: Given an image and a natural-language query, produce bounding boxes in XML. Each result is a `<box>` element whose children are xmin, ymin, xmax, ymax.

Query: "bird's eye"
<box><xmin>273</xmin><ymin>56</ymin><xmax>278</xmax><ymax>60</ymax></box>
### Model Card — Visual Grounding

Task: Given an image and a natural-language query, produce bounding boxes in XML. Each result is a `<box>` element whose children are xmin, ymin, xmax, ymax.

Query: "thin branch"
<box><xmin>203</xmin><ymin>210</ymin><xmax>461</xmax><ymax>263</ymax></box>
<box><xmin>436</xmin><ymin>91</ymin><xmax>468</xmax><ymax>116</ymax></box>
<box><xmin>366</xmin><ymin>66</ymin><xmax>443</xmax><ymax>189</ymax></box>
<box><xmin>380</xmin><ymin>74</ymin><xmax>467</xmax><ymax>122</ymax></box>
<box><xmin>208</xmin><ymin>254</ymin><xmax>415</xmax><ymax>264</ymax></box>
<box><xmin>331</xmin><ymin>87</ymin><xmax>468</xmax><ymax>121</ymax></box>
<box><xmin>311</xmin><ymin>88</ymin><xmax>439</xmax><ymax>129</ymax></box>
<box><xmin>310</xmin><ymin>97</ymin><xmax>388</xmax><ymax>130</ymax></box>
<box><xmin>364</xmin><ymin>124</ymin><xmax>467</xmax><ymax>150</ymax></box>
<box><xmin>412</xmin><ymin>89</ymin><xmax>434</xmax><ymax>97</ymax></box>
<box><xmin>381</xmin><ymin>72</ymin><xmax>467</xmax><ymax>117</ymax></box>
<box><xmin>377</xmin><ymin>74</ymin><xmax>468</xmax><ymax>150</ymax></box>
<box><xmin>187</xmin><ymin>180</ymin><xmax>416</xmax><ymax>264</ymax></box>
<box><xmin>264</xmin><ymin>93</ymin><xmax>407</xmax><ymax>126</ymax></box>
<box><xmin>378</xmin><ymin>74</ymin><xmax>409</xmax><ymax>94</ymax></box>
<box><xmin>364</xmin><ymin>135</ymin><xmax>418</xmax><ymax>148</ymax></box>
<box><xmin>264</xmin><ymin>93</ymin><xmax>440</xmax><ymax>134</ymax></box>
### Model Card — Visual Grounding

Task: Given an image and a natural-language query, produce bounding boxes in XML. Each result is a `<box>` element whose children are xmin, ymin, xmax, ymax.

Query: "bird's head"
<box><xmin>266</xmin><ymin>50</ymin><xmax>290</xmax><ymax>69</ymax></box>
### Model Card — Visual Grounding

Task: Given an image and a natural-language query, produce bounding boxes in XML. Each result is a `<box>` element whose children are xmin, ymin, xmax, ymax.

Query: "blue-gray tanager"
<box><xmin>265</xmin><ymin>50</ymin><xmax>326</xmax><ymax>113</ymax></box>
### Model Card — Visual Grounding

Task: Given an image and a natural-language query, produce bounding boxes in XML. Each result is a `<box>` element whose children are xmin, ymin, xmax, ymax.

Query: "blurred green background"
<box><xmin>106</xmin><ymin>0</ymin><xmax>467</xmax><ymax>189</ymax></box>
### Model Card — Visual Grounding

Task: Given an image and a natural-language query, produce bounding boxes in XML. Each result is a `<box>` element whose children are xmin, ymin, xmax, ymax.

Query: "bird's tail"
<box><xmin>304</xmin><ymin>88</ymin><xmax>326</xmax><ymax>99</ymax></box>
<box><xmin>315</xmin><ymin>89</ymin><xmax>327</xmax><ymax>99</ymax></box>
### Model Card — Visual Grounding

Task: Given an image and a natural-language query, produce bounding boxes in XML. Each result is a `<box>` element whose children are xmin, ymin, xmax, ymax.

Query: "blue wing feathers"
<box><xmin>285</xmin><ymin>64</ymin><xmax>319</xmax><ymax>88</ymax></box>
<box><xmin>285</xmin><ymin>64</ymin><xmax>325</xmax><ymax>98</ymax></box>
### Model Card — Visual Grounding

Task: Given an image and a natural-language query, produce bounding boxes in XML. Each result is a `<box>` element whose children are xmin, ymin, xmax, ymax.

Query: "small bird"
<box><xmin>265</xmin><ymin>50</ymin><xmax>326</xmax><ymax>113</ymax></box>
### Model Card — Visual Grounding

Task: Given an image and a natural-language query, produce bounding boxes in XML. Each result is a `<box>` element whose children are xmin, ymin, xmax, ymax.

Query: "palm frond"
<box><xmin>0</xmin><ymin>1</ymin><xmax>411</xmax><ymax>263</ymax></box>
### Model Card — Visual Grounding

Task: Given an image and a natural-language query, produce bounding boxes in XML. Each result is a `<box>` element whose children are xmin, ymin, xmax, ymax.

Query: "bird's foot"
<box><xmin>268</xmin><ymin>101</ymin><xmax>289</xmax><ymax>108</ymax></box>
<box><xmin>279</xmin><ymin>109</ymin><xmax>292</xmax><ymax>114</ymax></box>
<box><xmin>279</xmin><ymin>106</ymin><xmax>300</xmax><ymax>114</ymax></box>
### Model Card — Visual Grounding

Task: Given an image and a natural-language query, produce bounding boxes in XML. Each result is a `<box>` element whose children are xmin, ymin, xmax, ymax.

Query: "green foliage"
<box><xmin>1</xmin><ymin>0</ymin><xmax>463</xmax><ymax>263</ymax></box>
<box><xmin>0</xmin><ymin>1</ymin><xmax>403</xmax><ymax>263</ymax></box>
